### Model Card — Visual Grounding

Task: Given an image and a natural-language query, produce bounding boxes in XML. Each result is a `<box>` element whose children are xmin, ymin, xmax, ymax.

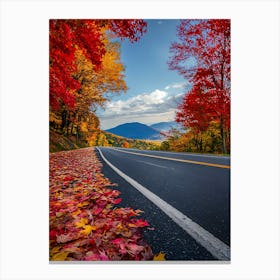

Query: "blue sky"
<box><xmin>97</xmin><ymin>19</ymin><xmax>191</xmax><ymax>130</ymax></box>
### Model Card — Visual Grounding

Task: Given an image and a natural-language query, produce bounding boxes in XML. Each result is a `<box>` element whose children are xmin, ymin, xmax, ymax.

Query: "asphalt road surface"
<box><xmin>95</xmin><ymin>147</ymin><xmax>230</xmax><ymax>261</ymax></box>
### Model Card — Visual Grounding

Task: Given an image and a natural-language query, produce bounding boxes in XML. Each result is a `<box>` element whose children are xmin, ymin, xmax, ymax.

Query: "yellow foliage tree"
<box><xmin>96</xmin><ymin>133</ymin><xmax>109</xmax><ymax>147</ymax></box>
<box><xmin>166</xmin><ymin>121</ymin><xmax>227</xmax><ymax>154</ymax></box>
<box><xmin>53</xmin><ymin>27</ymin><xmax>128</xmax><ymax>144</ymax></box>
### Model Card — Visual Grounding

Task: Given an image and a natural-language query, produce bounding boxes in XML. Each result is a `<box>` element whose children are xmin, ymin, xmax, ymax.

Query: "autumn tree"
<box><xmin>96</xmin><ymin>133</ymin><xmax>109</xmax><ymax>147</ymax></box>
<box><xmin>65</xmin><ymin>35</ymin><xmax>128</xmax><ymax>142</ymax></box>
<box><xmin>122</xmin><ymin>141</ymin><xmax>130</xmax><ymax>148</ymax></box>
<box><xmin>49</xmin><ymin>19</ymin><xmax>147</xmax><ymax>146</ymax></box>
<box><xmin>50</xmin><ymin>19</ymin><xmax>146</xmax><ymax>112</ymax></box>
<box><xmin>160</xmin><ymin>141</ymin><xmax>170</xmax><ymax>151</ymax></box>
<box><xmin>169</xmin><ymin>19</ymin><xmax>230</xmax><ymax>153</ymax></box>
<box><xmin>49</xmin><ymin>20</ymin><xmax>104</xmax><ymax>112</ymax></box>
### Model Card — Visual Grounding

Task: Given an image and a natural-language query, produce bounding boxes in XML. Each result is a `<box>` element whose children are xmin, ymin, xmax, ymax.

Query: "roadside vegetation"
<box><xmin>50</xmin><ymin>148</ymin><xmax>157</xmax><ymax>260</ymax></box>
<box><xmin>159</xmin><ymin>121</ymin><xmax>230</xmax><ymax>155</ymax></box>
<box><xmin>50</xmin><ymin>129</ymin><xmax>160</xmax><ymax>153</ymax></box>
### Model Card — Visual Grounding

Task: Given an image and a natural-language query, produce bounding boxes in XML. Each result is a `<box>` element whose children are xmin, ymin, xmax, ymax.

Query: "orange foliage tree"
<box><xmin>122</xmin><ymin>141</ymin><xmax>130</xmax><ymax>148</ymax></box>
<box><xmin>49</xmin><ymin>20</ymin><xmax>147</xmax><ymax>146</ymax></box>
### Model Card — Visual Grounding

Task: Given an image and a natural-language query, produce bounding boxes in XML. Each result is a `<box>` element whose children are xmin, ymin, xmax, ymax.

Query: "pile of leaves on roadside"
<box><xmin>49</xmin><ymin>147</ymin><xmax>155</xmax><ymax>261</ymax></box>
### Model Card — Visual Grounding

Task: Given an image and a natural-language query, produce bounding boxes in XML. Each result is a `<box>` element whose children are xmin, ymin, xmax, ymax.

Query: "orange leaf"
<box><xmin>153</xmin><ymin>252</ymin><xmax>166</xmax><ymax>261</ymax></box>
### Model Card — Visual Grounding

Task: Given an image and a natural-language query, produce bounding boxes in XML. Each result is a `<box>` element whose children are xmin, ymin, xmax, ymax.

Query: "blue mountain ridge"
<box><xmin>106</xmin><ymin>122</ymin><xmax>166</xmax><ymax>140</ymax></box>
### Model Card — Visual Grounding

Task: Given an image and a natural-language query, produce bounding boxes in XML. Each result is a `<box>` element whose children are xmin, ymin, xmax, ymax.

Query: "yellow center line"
<box><xmin>112</xmin><ymin>148</ymin><xmax>230</xmax><ymax>169</ymax></box>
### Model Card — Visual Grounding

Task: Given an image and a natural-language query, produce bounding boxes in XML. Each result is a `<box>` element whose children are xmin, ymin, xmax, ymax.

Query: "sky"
<box><xmin>96</xmin><ymin>19</ymin><xmax>192</xmax><ymax>130</ymax></box>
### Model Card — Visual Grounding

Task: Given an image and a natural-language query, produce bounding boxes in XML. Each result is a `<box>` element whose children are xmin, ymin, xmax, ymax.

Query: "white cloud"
<box><xmin>97</xmin><ymin>88</ymin><xmax>185</xmax><ymax>129</ymax></box>
<box><xmin>172</xmin><ymin>83</ymin><xmax>184</xmax><ymax>89</ymax></box>
<box><xmin>164</xmin><ymin>83</ymin><xmax>186</xmax><ymax>90</ymax></box>
<box><xmin>99</xmin><ymin>89</ymin><xmax>183</xmax><ymax>119</ymax></box>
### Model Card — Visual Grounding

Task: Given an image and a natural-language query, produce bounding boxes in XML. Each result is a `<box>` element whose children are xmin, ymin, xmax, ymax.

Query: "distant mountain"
<box><xmin>106</xmin><ymin>122</ymin><xmax>164</xmax><ymax>140</ymax></box>
<box><xmin>150</xmin><ymin>121</ymin><xmax>183</xmax><ymax>132</ymax></box>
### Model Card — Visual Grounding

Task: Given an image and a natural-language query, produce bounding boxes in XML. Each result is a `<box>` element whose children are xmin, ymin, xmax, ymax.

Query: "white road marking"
<box><xmin>96</xmin><ymin>147</ymin><xmax>230</xmax><ymax>261</ymax></box>
<box><xmin>135</xmin><ymin>159</ymin><xmax>169</xmax><ymax>169</ymax></box>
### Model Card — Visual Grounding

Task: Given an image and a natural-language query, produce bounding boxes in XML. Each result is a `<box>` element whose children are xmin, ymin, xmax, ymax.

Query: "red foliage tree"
<box><xmin>176</xmin><ymin>85</ymin><xmax>213</xmax><ymax>132</ymax></box>
<box><xmin>49</xmin><ymin>21</ymin><xmax>80</xmax><ymax>111</ymax></box>
<box><xmin>49</xmin><ymin>19</ymin><xmax>147</xmax><ymax>111</ymax></box>
<box><xmin>108</xmin><ymin>19</ymin><xmax>147</xmax><ymax>42</ymax></box>
<box><xmin>169</xmin><ymin>19</ymin><xmax>230</xmax><ymax>153</ymax></box>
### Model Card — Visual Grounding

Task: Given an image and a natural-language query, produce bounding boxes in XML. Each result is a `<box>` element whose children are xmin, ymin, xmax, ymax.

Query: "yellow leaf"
<box><xmin>72</xmin><ymin>209</ymin><xmax>81</xmax><ymax>217</ymax></box>
<box><xmin>55</xmin><ymin>192</ymin><xmax>63</xmax><ymax>198</ymax></box>
<box><xmin>50</xmin><ymin>246</ymin><xmax>61</xmax><ymax>255</ymax></box>
<box><xmin>75</xmin><ymin>218</ymin><xmax>88</xmax><ymax>228</ymax></box>
<box><xmin>153</xmin><ymin>252</ymin><xmax>166</xmax><ymax>261</ymax></box>
<box><xmin>77</xmin><ymin>202</ymin><xmax>89</xmax><ymax>208</ymax></box>
<box><xmin>116</xmin><ymin>223</ymin><xmax>123</xmax><ymax>230</ymax></box>
<box><xmin>51</xmin><ymin>251</ymin><xmax>70</xmax><ymax>261</ymax></box>
<box><xmin>128</xmin><ymin>223</ymin><xmax>137</xmax><ymax>228</ymax></box>
<box><xmin>80</xmin><ymin>225</ymin><xmax>96</xmax><ymax>235</ymax></box>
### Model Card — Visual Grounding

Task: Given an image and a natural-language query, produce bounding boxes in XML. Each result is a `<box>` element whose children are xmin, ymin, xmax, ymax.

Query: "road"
<box><xmin>95</xmin><ymin>147</ymin><xmax>230</xmax><ymax>261</ymax></box>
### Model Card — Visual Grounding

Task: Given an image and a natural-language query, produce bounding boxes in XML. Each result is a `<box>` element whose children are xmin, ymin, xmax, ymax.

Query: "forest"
<box><xmin>49</xmin><ymin>19</ymin><xmax>147</xmax><ymax>151</ymax></box>
<box><xmin>50</xmin><ymin>19</ymin><xmax>230</xmax><ymax>155</ymax></box>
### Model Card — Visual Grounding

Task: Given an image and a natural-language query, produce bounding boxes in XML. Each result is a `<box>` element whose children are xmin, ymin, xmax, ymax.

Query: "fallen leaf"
<box><xmin>111</xmin><ymin>238</ymin><xmax>124</xmax><ymax>246</ymax></box>
<box><xmin>50</xmin><ymin>246</ymin><xmax>61</xmax><ymax>255</ymax></box>
<box><xmin>80</xmin><ymin>225</ymin><xmax>96</xmax><ymax>235</ymax></box>
<box><xmin>98</xmin><ymin>250</ymin><xmax>109</xmax><ymax>261</ymax></box>
<box><xmin>128</xmin><ymin>223</ymin><xmax>137</xmax><ymax>228</ymax></box>
<box><xmin>120</xmin><ymin>230</ymin><xmax>132</xmax><ymax>238</ymax></box>
<box><xmin>75</xmin><ymin>218</ymin><xmax>88</xmax><ymax>228</ymax></box>
<box><xmin>57</xmin><ymin>233</ymin><xmax>77</xmax><ymax>243</ymax></box>
<box><xmin>77</xmin><ymin>202</ymin><xmax>89</xmax><ymax>208</ymax></box>
<box><xmin>131</xmin><ymin>219</ymin><xmax>149</xmax><ymax>227</ymax></box>
<box><xmin>55</xmin><ymin>212</ymin><xmax>64</xmax><ymax>218</ymax></box>
<box><xmin>92</xmin><ymin>207</ymin><xmax>103</xmax><ymax>215</ymax></box>
<box><xmin>126</xmin><ymin>243</ymin><xmax>144</xmax><ymax>255</ymax></box>
<box><xmin>51</xmin><ymin>251</ymin><xmax>70</xmax><ymax>261</ymax></box>
<box><xmin>50</xmin><ymin>148</ymin><xmax>154</xmax><ymax>261</ymax></box>
<box><xmin>113</xmin><ymin>198</ymin><xmax>122</xmax><ymax>204</ymax></box>
<box><xmin>153</xmin><ymin>252</ymin><xmax>166</xmax><ymax>261</ymax></box>
<box><xmin>84</xmin><ymin>252</ymin><xmax>100</xmax><ymax>261</ymax></box>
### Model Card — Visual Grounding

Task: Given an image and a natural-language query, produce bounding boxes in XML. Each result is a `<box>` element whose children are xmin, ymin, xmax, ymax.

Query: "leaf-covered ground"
<box><xmin>49</xmin><ymin>147</ymin><xmax>155</xmax><ymax>261</ymax></box>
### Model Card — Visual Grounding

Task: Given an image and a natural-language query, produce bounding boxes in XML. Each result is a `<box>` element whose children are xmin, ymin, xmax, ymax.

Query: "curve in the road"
<box><xmin>97</xmin><ymin>147</ymin><xmax>230</xmax><ymax>261</ymax></box>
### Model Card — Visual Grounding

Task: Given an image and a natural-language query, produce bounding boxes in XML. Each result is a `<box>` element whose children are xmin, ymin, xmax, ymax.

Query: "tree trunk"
<box><xmin>220</xmin><ymin>118</ymin><xmax>227</xmax><ymax>154</ymax></box>
<box><xmin>65</xmin><ymin>111</ymin><xmax>70</xmax><ymax>136</ymax></box>
<box><xmin>71</xmin><ymin>122</ymin><xmax>74</xmax><ymax>135</ymax></box>
<box><xmin>61</xmin><ymin>109</ymin><xmax>67</xmax><ymax>132</ymax></box>
<box><xmin>76</xmin><ymin>126</ymin><xmax>79</xmax><ymax>142</ymax></box>
<box><xmin>199</xmin><ymin>137</ymin><xmax>203</xmax><ymax>152</ymax></box>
